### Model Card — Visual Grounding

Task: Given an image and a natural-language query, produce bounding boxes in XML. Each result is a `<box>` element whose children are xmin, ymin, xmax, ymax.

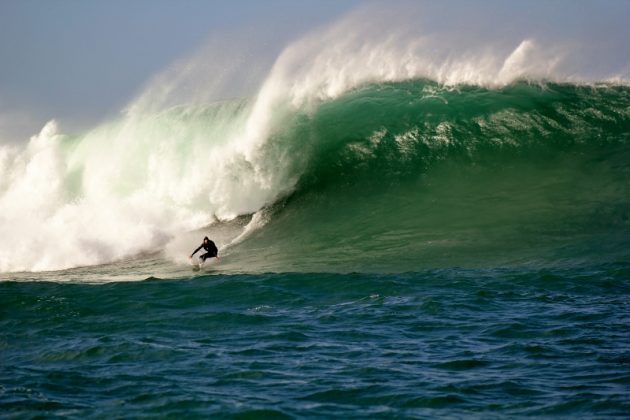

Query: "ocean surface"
<box><xmin>2</xmin><ymin>7</ymin><xmax>630</xmax><ymax>416</ymax></box>
<box><xmin>2</xmin><ymin>265</ymin><xmax>630</xmax><ymax>418</ymax></box>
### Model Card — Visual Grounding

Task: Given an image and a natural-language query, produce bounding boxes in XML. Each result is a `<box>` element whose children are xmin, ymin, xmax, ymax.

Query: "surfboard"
<box><xmin>190</xmin><ymin>255</ymin><xmax>219</xmax><ymax>272</ymax></box>
<box><xmin>190</xmin><ymin>257</ymin><xmax>203</xmax><ymax>272</ymax></box>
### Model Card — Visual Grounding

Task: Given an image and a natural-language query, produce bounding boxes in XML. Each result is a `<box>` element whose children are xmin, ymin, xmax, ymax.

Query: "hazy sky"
<box><xmin>0</xmin><ymin>0</ymin><xmax>359</xmax><ymax>141</ymax></box>
<box><xmin>1</xmin><ymin>0</ymin><xmax>629</xmax><ymax>142</ymax></box>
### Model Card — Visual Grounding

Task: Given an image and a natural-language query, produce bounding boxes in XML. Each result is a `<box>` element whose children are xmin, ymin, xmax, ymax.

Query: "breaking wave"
<box><xmin>1</xmin><ymin>2</ymin><xmax>629</xmax><ymax>272</ymax></box>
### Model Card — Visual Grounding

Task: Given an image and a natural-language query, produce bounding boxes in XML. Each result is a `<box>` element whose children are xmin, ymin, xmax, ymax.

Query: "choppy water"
<box><xmin>2</xmin><ymin>264</ymin><xmax>629</xmax><ymax>418</ymax></box>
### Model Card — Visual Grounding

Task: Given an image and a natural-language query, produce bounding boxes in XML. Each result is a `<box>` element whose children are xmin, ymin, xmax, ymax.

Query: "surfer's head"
<box><xmin>203</xmin><ymin>236</ymin><xmax>209</xmax><ymax>243</ymax></box>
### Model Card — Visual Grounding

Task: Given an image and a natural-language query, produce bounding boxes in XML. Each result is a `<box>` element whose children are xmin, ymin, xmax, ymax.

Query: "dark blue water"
<box><xmin>2</xmin><ymin>264</ymin><xmax>629</xmax><ymax>418</ymax></box>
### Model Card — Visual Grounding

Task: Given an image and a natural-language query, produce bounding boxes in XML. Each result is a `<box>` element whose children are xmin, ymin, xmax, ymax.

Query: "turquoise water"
<box><xmin>2</xmin><ymin>266</ymin><xmax>629</xmax><ymax>417</ymax></box>
<box><xmin>1</xmin><ymin>81</ymin><xmax>630</xmax><ymax>417</ymax></box>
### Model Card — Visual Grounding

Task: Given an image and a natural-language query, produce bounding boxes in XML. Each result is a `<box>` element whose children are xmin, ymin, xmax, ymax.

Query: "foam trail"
<box><xmin>226</xmin><ymin>211</ymin><xmax>271</xmax><ymax>249</ymax></box>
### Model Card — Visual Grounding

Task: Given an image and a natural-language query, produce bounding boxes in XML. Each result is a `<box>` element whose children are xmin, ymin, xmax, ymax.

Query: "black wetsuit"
<box><xmin>191</xmin><ymin>240</ymin><xmax>218</xmax><ymax>262</ymax></box>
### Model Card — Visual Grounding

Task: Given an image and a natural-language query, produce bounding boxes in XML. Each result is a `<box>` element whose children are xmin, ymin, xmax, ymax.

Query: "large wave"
<box><xmin>224</xmin><ymin>81</ymin><xmax>630</xmax><ymax>272</ymax></box>
<box><xmin>1</xmin><ymin>2</ymin><xmax>629</xmax><ymax>272</ymax></box>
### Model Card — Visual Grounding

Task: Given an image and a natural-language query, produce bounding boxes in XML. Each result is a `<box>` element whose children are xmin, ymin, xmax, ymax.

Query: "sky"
<box><xmin>1</xmin><ymin>0</ymin><xmax>629</xmax><ymax>143</ymax></box>
<box><xmin>0</xmin><ymin>0</ymin><xmax>359</xmax><ymax>142</ymax></box>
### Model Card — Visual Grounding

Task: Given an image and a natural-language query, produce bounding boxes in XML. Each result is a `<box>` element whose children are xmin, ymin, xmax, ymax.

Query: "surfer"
<box><xmin>190</xmin><ymin>237</ymin><xmax>219</xmax><ymax>263</ymax></box>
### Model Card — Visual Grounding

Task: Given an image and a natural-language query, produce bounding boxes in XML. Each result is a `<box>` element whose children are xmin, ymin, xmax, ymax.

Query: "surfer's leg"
<box><xmin>199</xmin><ymin>251</ymin><xmax>217</xmax><ymax>262</ymax></box>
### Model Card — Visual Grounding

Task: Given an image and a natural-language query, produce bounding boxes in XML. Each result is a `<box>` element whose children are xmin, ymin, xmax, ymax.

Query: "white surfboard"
<box><xmin>190</xmin><ymin>256</ymin><xmax>203</xmax><ymax>272</ymax></box>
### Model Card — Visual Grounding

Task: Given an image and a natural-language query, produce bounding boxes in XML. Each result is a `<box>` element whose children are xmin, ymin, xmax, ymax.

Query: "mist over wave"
<box><xmin>1</xmin><ymin>2</ymin><xmax>629</xmax><ymax>273</ymax></box>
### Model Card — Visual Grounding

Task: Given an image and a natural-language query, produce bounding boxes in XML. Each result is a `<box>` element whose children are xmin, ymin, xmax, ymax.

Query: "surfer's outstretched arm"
<box><xmin>189</xmin><ymin>244</ymin><xmax>203</xmax><ymax>259</ymax></box>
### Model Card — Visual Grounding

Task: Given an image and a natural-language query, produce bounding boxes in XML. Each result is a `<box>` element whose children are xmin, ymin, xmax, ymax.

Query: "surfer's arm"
<box><xmin>190</xmin><ymin>244</ymin><xmax>203</xmax><ymax>258</ymax></box>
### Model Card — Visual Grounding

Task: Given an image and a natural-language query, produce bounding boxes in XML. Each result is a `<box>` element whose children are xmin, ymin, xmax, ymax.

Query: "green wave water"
<box><xmin>226</xmin><ymin>81</ymin><xmax>630</xmax><ymax>272</ymax></box>
<box><xmin>2</xmin><ymin>80</ymin><xmax>628</xmax><ymax>273</ymax></box>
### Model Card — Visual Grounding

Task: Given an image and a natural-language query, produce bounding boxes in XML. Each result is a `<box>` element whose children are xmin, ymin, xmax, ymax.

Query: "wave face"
<box><xmin>225</xmin><ymin>81</ymin><xmax>630</xmax><ymax>272</ymax></box>
<box><xmin>1</xmin><ymin>2</ymin><xmax>630</xmax><ymax>273</ymax></box>
<box><xmin>3</xmin><ymin>80</ymin><xmax>628</xmax><ymax>273</ymax></box>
